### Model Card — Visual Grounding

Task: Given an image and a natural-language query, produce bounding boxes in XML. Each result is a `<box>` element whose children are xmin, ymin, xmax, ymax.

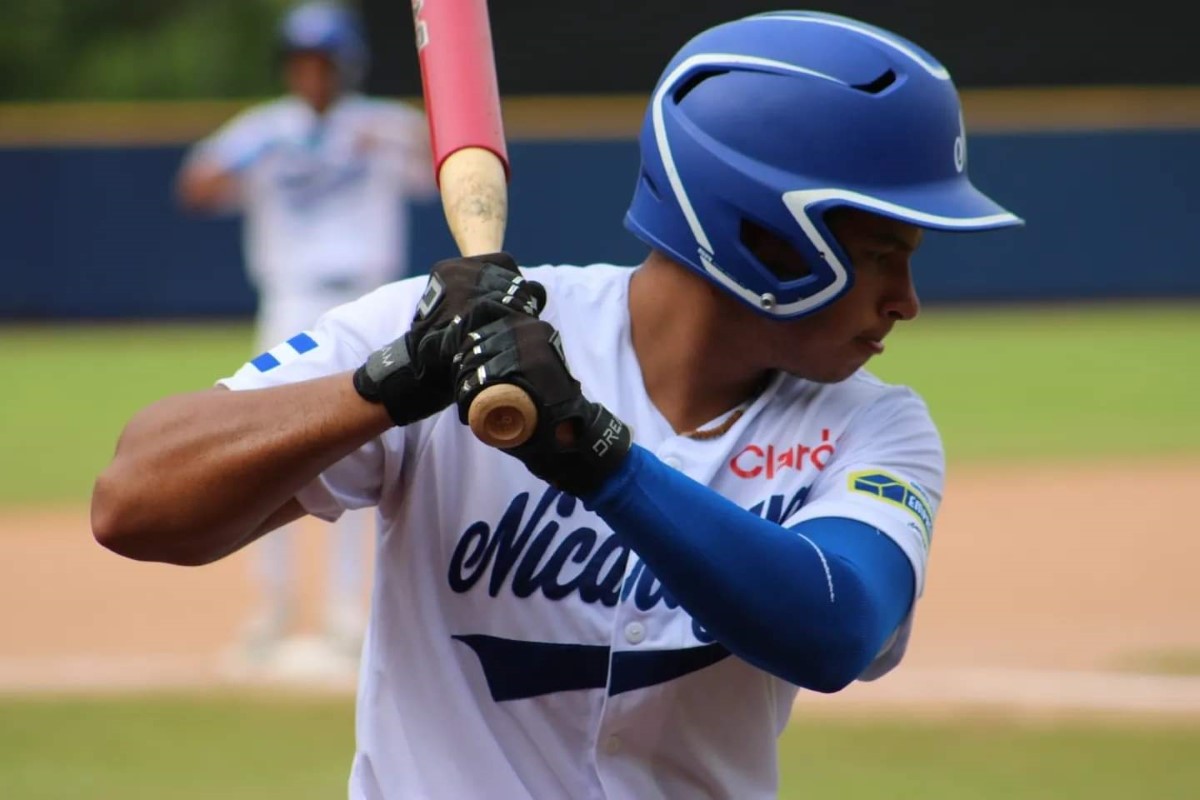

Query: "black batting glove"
<box><xmin>354</xmin><ymin>253</ymin><xmax>546</xmax><ymax>427</ymax></box>
<box><xmin>454</xmin><ymin>315</ymin><xmax>632</xmax><ymax>497</ymax></box>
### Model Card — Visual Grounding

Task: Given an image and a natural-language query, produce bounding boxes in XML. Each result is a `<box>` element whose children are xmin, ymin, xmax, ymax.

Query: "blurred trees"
<box><xmin>0</xmin><ymin>0</ymin><xmax>300</xmax><ymax>101</ymax></box>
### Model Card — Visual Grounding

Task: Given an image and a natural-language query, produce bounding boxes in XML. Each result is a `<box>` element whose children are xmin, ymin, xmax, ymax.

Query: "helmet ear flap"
<box><xmin>738</xmin><ymin>219</ymin><xmax>813</xmax><ymax>283</ymax></box>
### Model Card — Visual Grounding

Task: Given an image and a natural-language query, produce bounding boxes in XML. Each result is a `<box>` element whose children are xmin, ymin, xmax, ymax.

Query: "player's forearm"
<box><xmin>176</xmin><ymin>164</ymin><xmax>240</xmax><ymax>212</ymax></box>
<box><xmin>584</xmin><ymin>446</ymin><xmax>914</xmax><ymax>693</ymax></box>
<box><xmin>91</xmin><ymin>373</ymin><xmax>391</xmax><ymax>566</ymax></box>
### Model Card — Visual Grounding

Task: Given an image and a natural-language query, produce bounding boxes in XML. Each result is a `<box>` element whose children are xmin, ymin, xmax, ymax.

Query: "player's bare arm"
<box><xmin>175</xmin><ymin>130</ymin><xmax>274</xmax><ymax>212</ymax></box>
<box><xmin>175</xmin><ymin>156</ymin><xmax>250</xmax><ymax>212</ymax></box>
<box><xmin>92</xmin><ymin>254</ymin><xmax>544</xmax><ymax>566</ymax></box>
<box><xmin>92</xmin><ymin>373</ymin><xmax>389</xmax><ymax>566</ymax></box>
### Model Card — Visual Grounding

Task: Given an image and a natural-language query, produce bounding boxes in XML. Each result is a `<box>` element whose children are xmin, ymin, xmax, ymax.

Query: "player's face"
<box><xmin>285</xmin><ymin>51</ymin><xmax>341</xmax><ymax>112</ymax></box>
<box><xmin>738</xmin><ymin>208</ymin><xmax>923</xmax><ymax>383</ymax></box>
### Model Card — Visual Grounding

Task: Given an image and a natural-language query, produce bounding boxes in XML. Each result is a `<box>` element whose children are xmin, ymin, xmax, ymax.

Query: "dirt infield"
<box><xmin>3</xmin><ymin>458</ymin><xmax>1198</xmax><ymax>713</ymax></box>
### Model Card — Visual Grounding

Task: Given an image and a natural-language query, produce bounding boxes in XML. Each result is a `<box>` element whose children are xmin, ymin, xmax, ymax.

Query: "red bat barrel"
<box><xmin>413</xmin><ymin>0</ymin><xmax>508</xmax><ymax>182</ymax></box>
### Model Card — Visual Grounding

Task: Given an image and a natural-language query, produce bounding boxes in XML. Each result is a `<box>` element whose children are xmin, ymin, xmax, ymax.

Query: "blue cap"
<box><xmin>279</xmin><ymin>2</ymin><xmax>368</xmax><ymax>87</ymax></box>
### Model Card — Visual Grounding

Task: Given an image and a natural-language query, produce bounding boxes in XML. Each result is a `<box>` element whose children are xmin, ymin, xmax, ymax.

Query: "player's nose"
<box><xmin>882</xmin><ymin>264</ymin><xmax>920</xmax><ymax>322</ymax></box>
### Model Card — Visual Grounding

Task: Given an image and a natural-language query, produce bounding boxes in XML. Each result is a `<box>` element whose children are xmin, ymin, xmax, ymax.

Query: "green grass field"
<box><xmin>2</xmin><ymin>303</ymin><xmax>1198</xmax><ymax>505</ymax></box>
<box><xmin>3</xmin><ymin>303</ymin><xmax>1199</xmax><ymax>797</ymax></box>
<box><xmin>1</xmin><ymin>693</ymin><xmax>1197</xmax><ymax>799</ymax></box>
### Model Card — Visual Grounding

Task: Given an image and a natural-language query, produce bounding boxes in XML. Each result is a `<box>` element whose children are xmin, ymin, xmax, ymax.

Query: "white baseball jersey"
<box><xmin>188</xmin><ymin>93</ymin><xmax>435</xmax><ymax>294</ymax></box>
<box><xmin>221</xmin><ymin>264</ymin><xmax>943</xmax><ymax>800</ymax></box>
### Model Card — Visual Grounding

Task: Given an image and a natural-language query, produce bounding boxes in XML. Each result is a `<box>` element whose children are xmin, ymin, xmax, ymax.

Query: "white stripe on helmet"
<box><xmin>653</xmin><ymin>53</ymin><xmax>842</xmax><ymax>260</ymax></box>
<box><xmin>754</xmin><ymin>12</ymin><xmax>952</xmax><ymax>81</ymax></box>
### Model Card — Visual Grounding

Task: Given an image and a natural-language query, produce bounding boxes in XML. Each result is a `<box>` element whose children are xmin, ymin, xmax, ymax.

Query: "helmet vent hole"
<box><xmin>640</xmin><ymin>170</ymin><xmax>661</xmax><ymax>201</ymax></box>
<box><xmin>673</xmin><ymin>70</ymin><xmax>729</xmax><ymax>104</ymax></box>
<box><xmin>740</xmin><ymin>219</ymin><xmax>811</xmax><ymax>282</ymax></box>
<box><xmin>851</xmin><ymin>69</ymin><xmax>897</xmax><ymax>95</ymax></box>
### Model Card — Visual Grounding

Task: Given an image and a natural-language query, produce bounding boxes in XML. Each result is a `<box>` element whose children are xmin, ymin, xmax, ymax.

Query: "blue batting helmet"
<box><xmin>624</xmin><ymin>11</ymin><xmax>1023</xmax><ymax>319</ymax></box>
<box><xmin>278</xmin><ymin>2</ymin><xmax>368</xmax><ymax>87</ymax></box>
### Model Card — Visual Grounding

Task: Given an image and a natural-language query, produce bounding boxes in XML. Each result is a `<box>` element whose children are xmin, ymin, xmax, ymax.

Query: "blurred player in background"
<box><xmin>176</xmin><ymin>0</ymin><xmax>436</xmax><ymax>666</ymax></box>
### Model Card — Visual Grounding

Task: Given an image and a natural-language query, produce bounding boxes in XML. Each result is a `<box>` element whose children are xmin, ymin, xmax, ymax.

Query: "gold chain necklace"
<box><xmin>676</xmin><ymin>374</ymin><xmax>771</xmax><ymax>441</ymax></box>
<box><xmin>682</xmin><ymin>407</ymin><xmax>746</xmax><ymax>441</ymax></box>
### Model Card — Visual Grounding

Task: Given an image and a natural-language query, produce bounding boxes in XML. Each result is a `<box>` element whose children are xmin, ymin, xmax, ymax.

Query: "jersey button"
<box><xmin>624</xmin><ymin>621</ymin><xmax>646</xmax><ymax>645</ymax></box>
<box><xmin>603</xmin><ymin>735</ymin><xmax>622</xmax><ymax>755</ymax></box>
<box><xmin>662</xmin><ymin>455</ymin><xmax>683</xmax><ymax>471</ymax></box>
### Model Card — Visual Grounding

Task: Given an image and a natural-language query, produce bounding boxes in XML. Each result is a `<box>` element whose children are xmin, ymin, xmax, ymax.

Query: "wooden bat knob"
<box><xmin>467</xmin><ymin>384</ymin><xmax>538</xmax><ymax>448</ymax></box>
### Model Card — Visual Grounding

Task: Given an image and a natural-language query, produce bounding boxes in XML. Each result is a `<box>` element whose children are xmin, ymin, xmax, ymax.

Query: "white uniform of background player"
<box><xmin>220</xmin><ymin>264</ymin><xmax>938</xmax><ymax>797</ymax></box>
<box><xmin>177</xmin><ymin>1</ymin><xmax>436</xmax><ymax>661</ymax></box>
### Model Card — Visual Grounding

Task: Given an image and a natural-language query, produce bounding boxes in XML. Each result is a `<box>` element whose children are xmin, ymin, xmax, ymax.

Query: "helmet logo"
<box><xmin>953</xmin><ymin>112</ymin><xmax>967</xmax><ymax>173</ymax></box>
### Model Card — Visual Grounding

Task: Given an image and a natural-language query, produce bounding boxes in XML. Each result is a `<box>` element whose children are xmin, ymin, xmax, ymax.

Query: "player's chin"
<box><xmin>782</xmin><ymin>350</ymin><xmax>872</xmax><ymax>384</ymax></box>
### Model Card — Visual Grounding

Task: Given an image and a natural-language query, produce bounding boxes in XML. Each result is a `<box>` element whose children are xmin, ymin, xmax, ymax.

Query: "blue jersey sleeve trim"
<box><xmin>250</xmin><ymin>351</ymin><xmax>281</xmax><ymax>372</ymax></box>
<box><xmin>287</xmin><ymin>332</ymin><xmax>318</xmax><ymax>354</ymax></box>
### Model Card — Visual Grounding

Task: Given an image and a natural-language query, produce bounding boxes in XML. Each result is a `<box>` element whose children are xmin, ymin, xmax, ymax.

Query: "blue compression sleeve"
<box><xmin>584</xmin><ymin>445</ymin><xmax>916</xmax><ymax>692</ymax></box>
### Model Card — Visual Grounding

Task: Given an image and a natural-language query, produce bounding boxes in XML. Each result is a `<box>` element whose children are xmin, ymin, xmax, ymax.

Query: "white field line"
<box><xmin>0</xmin><ymin>654</ymin><xmax>221</xmax><ymax>693</ymax></box>
<box><xmin>0</xmin><ymin>638</ymin><xmax>358</xmax><ymax>694</ymax></box>
<box><xmin>2</xmin><ymin>655</ymin><xmax>1200</xmax><ymax>717</ymax></box>
<box><xmin>792</xmin><ymin>667</ymin><xmax>1200</xmax><ymax>716</ymax></box>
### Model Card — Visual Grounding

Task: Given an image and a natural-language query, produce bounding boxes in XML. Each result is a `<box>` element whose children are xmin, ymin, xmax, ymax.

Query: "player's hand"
<box><xmin>453</xmin><ymin>315</ymin><xmax>632</xmax><ymax>497</ymax></box>
<box><xmin>354</xmin><ymin>253</ymin><xmax>546</xmax><ymax>427</ymax></box>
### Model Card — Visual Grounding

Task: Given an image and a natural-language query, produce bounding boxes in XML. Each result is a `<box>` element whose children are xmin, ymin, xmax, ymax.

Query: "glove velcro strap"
<box><xmin>513</xmin><ymin>401</ymin><xmax>632</xmax><ymax>497</ymax></box>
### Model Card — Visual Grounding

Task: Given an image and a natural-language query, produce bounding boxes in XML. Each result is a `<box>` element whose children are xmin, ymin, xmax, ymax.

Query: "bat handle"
<box><xmin>467</xmin><ymin>384</ymin><xmax>538</xmax><ymax>448</ymax></box>
<box><xmin>435</xmin><ymin>148</ymin><xmax>537</xmax><ymax>449</ymax></box>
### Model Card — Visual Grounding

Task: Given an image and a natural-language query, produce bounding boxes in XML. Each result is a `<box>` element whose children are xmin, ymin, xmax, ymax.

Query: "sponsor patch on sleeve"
<box><xmin>848</xmin><ymin>470</ymin><xmax>933</xmax><ymax>547</ymax></box>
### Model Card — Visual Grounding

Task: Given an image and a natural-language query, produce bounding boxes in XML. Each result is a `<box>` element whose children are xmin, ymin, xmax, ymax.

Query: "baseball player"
<box><xmin>97</xmin><ymin>11</ymin><xmax>1021</xmax><ymax>799</ymax></box>
<box><xmin>175</xmin><ymin>0</ymin><xmax>439</xmax><ymax>662</ymax></box>
<box><xmin>175</xmin><ymin>1</ymin><xmax>437</xmax><ymax>662</ymax></box>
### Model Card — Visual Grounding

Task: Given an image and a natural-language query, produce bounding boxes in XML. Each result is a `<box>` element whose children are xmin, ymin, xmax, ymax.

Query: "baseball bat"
<box><xmin>412</xmin><ymin>0</ymin><xmax>537</xmax><ymax>448</ymax></box>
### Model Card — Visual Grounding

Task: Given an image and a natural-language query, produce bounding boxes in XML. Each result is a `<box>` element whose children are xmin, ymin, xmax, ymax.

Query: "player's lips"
<box><xmin>855</xmin><ymin>335</ymin><xmax>886</xmax><ymax>355</ymax></box>
<box><xmin>857</xmin><ymin>338</ymin><xmax>884</xmax><ymax>355</ymax></box>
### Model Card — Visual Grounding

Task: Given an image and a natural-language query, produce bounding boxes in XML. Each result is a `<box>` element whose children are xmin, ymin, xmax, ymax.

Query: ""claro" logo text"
<box><xmin>729</xmin><ymin>429</ymin><xmax>836</xmax><ymax>479</ymax></box>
